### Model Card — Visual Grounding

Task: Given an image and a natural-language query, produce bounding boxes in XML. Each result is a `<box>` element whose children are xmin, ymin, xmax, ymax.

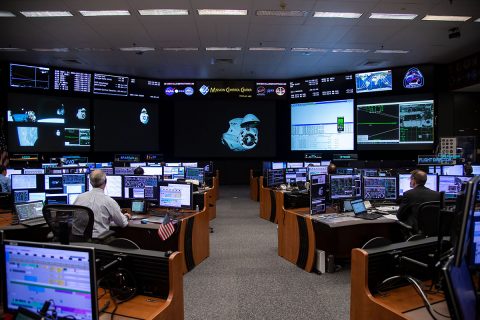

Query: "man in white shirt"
<box><xmin>74</xmin><ymin>170</ymin><xmax>131</xmax><ymax>238</ymax></box>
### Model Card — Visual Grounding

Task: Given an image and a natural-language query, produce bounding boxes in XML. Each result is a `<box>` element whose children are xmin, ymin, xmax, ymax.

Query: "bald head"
<box><xmin>90</xmin><ymin>170</ymin><xmax>107</xmax><ymax>189</ymax></box>
<box><xmin>410</xmin><ymin>169</ymin><xmax>427</xmax><ymax>187</ymax></box>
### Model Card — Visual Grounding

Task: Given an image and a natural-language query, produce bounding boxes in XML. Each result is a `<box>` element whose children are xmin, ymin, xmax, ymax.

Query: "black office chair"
<box><xmin>0</xmin><ymin>192</ymin><xmax>12</xmax><ymax>211</ymax></box>
<box><xmin>42</xmin><ymin>204</ymin><xmax>94</xmax><ymax>244</ymax></box>
<box><xmin>417</xmin><ymin>201</ymin><xmax>441</xmax><ymax>237</ymax></box>
<box><xmin>361</xmin><ymin>237</ymin><xmax>392</xmax><ymax>249</ymax></box>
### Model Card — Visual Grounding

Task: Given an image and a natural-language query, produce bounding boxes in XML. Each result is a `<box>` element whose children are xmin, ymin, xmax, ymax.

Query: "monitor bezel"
<box><xmin>158</xmin><ymin>181</ymin><xmax>193</xmax><ymax>210</ymax></box>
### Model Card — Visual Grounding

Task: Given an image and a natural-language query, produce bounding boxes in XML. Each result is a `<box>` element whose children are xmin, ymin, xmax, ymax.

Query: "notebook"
<box><xmin>351</xmin><ymin>199</ymin><xmax>382</xmax><ymax>220</ymax></box>
<box><xmin>14</xmin><ymin>201</ymin><xmax>46</xmax><ymax>226</ymax></box>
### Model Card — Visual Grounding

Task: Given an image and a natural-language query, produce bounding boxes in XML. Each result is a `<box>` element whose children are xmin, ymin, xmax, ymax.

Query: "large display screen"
<box><xmin>93</xmin><ymin>100</ymin><xmax>159</xmax><ymax>151</ymax></box>
<box><xmin>7</xmin><ymin>93</ymin><xmax>91</xmax><ymax>152</ymax></box>
<box><xmin>289</xmin><ymin>78</ymin><xmax>320</xmax><ymax>99</ymax></box>
<box><xmin>357</xmin><ymin>99</ymin><xmax>434</xmax><ymax>150</ymax></box>
<box><xmin>93</xmin><ymin>73</ymin><xmax>128</xmax><ymax>96</ymax></box>
<box><xmin>129</xmin><ymin>77</ymin><xmax>162</xmax><ymax>99</ymax></box>
<box><xmin>174</xmin><ymin>100</ymin><xmax>276</xmax><ymax>157</ymax></box>
<box><xmin>10</xmin><ymin>63</ymin><xmax>50</xmax><ymax>90</ymax></box>
<box><xmin>319</xmin><ymin>74</ymin><xmax>354</xmax><ymax>98</ymax></box>
<box><xmin>355</xmin><ymin>69</ymin><xmax>392</xmax><ymax>93</ymax></box>
<box><xmin>291</xmin><ymin>99</ymin><xmax>354</xmax><ymax>151</ymax></box>
<box><xmin>53</xmin><ymin>68</ymin><xmax>91</xmax><ymax>93</ymax></box>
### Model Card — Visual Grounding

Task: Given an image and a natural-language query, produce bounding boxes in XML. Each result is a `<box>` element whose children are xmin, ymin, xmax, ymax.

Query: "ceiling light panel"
<box><xmin>138</xmin><ymin>9</ymin><xmax>189</xmax><ymax>16</ymax></box>
<box><xmin>369</xmin><ymin>13</ymin><xmax>418</xmax><ymax>20</ymax></box>
<box><xmin>256</xmin><ymin>10</ymin><xmax>308</xmax><ymax>17</ymax></box>
<box><xmin>119</xmin><ymin>47</ymin><xmax>155</xmax><ymax>52</ymax></box>
<box><xmin>163</xmin><ymin>47</ymin><xmax>199</xmax><ymax>51</ymax></box>
<box><xmin>249</xmin><ymin>47</ymin><xmax>286</xmax><ymax>51</ymax></box>
<box><xmin>0</xmin><ymin>11</ymin><xmax>16</xmax><ymax>17</ymax></box>
<box><xmin>291</xmin><ymin>48</ymin><xmax>327</xmax><ymax>52</ymax></box>
<box><xmin>332</xmin><ymin>49</ymin><xmax>369</xmax><ymax>53</ymax></box>
<box><xmin>422</xmin><ymin>15</ymin><xmax>471</xmax><ymax>22</ymax></box>
<box><xmin>197</xmin><ymin>9</ymin><xmax>247</xmax><ymax>16</ymax></box>
<box><xmin>313</xmin><ymin>12</ymin><xmax>362</xmax><ymax>18</ymax></box>
<box><xmin>33</xmin><ymin>48</ymin><xmax>69</xmax><ymax>52</ymax></box>
<box><xmin>21</xmin><ymin>11</ymin><xmax>73</xmax><ymax>17</ymax></box>
<box><xmin>375</xmin><ymin>49</ymin><xmax>409</xmax><ymax>54</ymax></box>
<box><xmin>79</xmin><ymin>10</ymin><xmax>130</xmax><ymax>17</ymax></box>
<box><xmin>206</xmin><ymin>47</ymin><xmax>242</xmax><ymax>51</ymax></box>
<box><xmin>0</xmin><ymin>48</ymin><xmax>26</xmax><ymax>51</ymax></box>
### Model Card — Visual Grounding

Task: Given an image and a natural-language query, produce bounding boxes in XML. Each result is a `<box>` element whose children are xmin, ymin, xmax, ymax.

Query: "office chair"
<box><xmin>417</xmin><ymin>201</ymin><xmax>441</xmax><ymax>237</ymax></box>
<box><xmin>0</xmin><ymin>192</ymin><xmax>12</xmax><ymax>211</ymax></box>
<box><xmin>361</xmin><ymin>237</ymin><xmax>392</xmax><ymax>249</ymax></box>
<box><xmin>42</xmin><ymin>204</ymin><xmax>94</xmax><ymax>244</ymax></box>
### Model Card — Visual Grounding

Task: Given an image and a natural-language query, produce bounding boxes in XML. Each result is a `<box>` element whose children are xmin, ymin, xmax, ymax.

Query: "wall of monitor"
<box><xmin>1</xmin><ymin>61</ymin><xmax>479</xmax><ymax>184</ymax></box>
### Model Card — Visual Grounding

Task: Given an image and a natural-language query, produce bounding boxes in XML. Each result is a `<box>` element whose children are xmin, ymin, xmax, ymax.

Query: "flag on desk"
<box><xmin>158</xmin><ymin>214</ymin><xmax>175</xmax><ymax>241</ymax></box>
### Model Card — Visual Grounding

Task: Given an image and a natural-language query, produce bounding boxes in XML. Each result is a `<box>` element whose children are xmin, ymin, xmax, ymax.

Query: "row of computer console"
<box><xmin>0</xmin><ymin>237</ymin><xmax>175</xmax><ymax>320</ymax></box>
<box><xmin>265</xmin><ymin>168</ymin><xmax>475</xmax><ymax>202</ymax></box>
<box><xmin>9</xmin><ymin>170</ymin><xmax>204</xmax><ymax>207</ymax></box>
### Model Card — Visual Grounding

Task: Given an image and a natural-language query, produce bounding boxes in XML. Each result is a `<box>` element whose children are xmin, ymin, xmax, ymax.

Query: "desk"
<box><xmin>249</xmin><ymin>169</ymin><xmax>259</xmax><ymax>201</ymax></box>
<box><xmin>350</xmin><ymin>244</ymin><xmax>449</xmax><ymax>320</ymax></box>
<box><xmin>278</xmin><ymin>208</ymin><xmax>402</xmax><ymax>272</ymax></box>
<box><xmin>259</xmin><ymin>177</ymin><xmax>283</xmax><ymax>223</ymax></box>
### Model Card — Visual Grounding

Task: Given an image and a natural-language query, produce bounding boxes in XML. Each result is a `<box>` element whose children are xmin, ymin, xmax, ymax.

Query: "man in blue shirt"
<box><xmin>0</xmin><ymin>166</ymin><xmax>10</xmax><ymax>193</ymax></box>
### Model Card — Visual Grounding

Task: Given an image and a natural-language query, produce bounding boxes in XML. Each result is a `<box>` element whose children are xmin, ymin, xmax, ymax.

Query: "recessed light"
<box><xmin>163</xmin><ymin>47</ymin><xmax>199</xmax><ymax>51</ymax></box>
<box><xmin>291</xmin><ymin>48</ymin><xmax>327</xmax><ymax>52</ymax></box>
<box><xmin>206</xmin><ymin>47</ymin><xmax>242</xmax><ymax>51</ymax></box>
<box><xmin>422</xmin><ymin>15</ymin><xmax>471</xmax><ymax>22</ymax></box>
<box><xmin>138</xmin><ymin>9</ymin><xmax>189</xmax><ymax>16</ymax></box>
<box><xmin>197</xmin><ymin>9</ymin><xmax>247</xmax><ymax>16</ymax></box>
<box><xmin>33</xmin><ymin>48</ymin><xmax>69</xmax><ymax>52</ymax></box>
<box><xmin>119</xmin><ymin>47</ymin><xmax>155</xmax><ymax>52</ymax></box>
<box><xmin>75</xmin><ymin>48</ymin><xmax>113</xmax><ymax>52</ymax></box>
<box><xmin>375</xmin><ymin>49</ymin><xmax>409</xmax><ymax>54</ymax></box>
<box><xmin>313</xmin><ymin>12</ymin><xmax>362</xmax><ymax>19</ymax></box>
<box><xmin>0</xmin><ymin>11</ymin><xmax>16</xmax><ymax>17</ymax></box>
<box><xmin>79</xmin><ymin>10</ymin><xmax>130</xmax><ymax>17</ymax></box>
<box><xmin>256</xmin><ymin>10</ymin><xmax>308</xmax><ymax>17</ymax></box>
<box><xmin>475</xmin><ymin>18</ymin><xmax>480</xmax><ymax>22</ymax></box>
<box><xmin>20</xmin><ymin>11</ymin><xmax>73</xmax><ymax>17</ymax></box>
<box><xmin>369</xmin><ymin>13</ymin><xmax>417</xmax><ymax>20</ymax></box>
<box><xmin>332</xmin><ymin>49</ymin><xmax>369</xmax><ymax>53</ymax></box>
<box><xmin>249</xmin><ymin>47</ymin><xmax>286</xmax><ymax>51</ymax></box>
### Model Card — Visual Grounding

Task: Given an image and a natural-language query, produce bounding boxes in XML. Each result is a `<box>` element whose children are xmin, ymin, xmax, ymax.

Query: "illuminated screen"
<box><xmin>7</xmin><ymin>93</ymin><xmax>91</xmax><ymax>152</ymax></box>
<box><xmin>363</xmin><ymin>176</ymin><xmax>398</xmax><ymax>200</ymax></box>
<box><xmin>87</xmin><ymin>175</ymin><xmax>123</xmax><ymax>198</ymax></box>
<box><xmin>93</xmin><ymin>100</ymin><xmax>159</xmax><ymax>151</ymax></box>
<box><xmin>174</xmin><ymin>100</ymin><xmax>276</xmax><ymax>157</ymax></box>
<box><xmin>10</xmin><ymin>63</ymin><xmax>49</xmax><ymax>90</ymax></box>
<box><xmin>285</xmin><ymin>168</ymin><xmax>307</xmax><ymax>184</ymax></box>
<box><xmin>443</xmin><ymin>165</ymin><xmax>464</xmax><ymax>176</ymax></box>
<box><xmin>123</xmin><ymin>175</ymin><xmax>158</xmax><ymax>199</ymax></box>
<box><xmin>398</xmin><ymin>173</ymin><xmax>438</xmax><ymax>195</ymax></box>
<box><xmin>355</xmin><ymin>70</ymin><xmax>392</xmax><ymax>93</ymax></box>
<box><xmin>329</xmin><ymin>174</ymin><xmax>362</xmax><ymax>200</ymax></box>
<box><xmin>159</xmin><ymin>182</ymin><xmax>193</xmax><ymax>209</ymax></box>
<box><xmin>357</xmin><ymin>99</ymin><xmax>434</xmax><ymax>150</ymax></box>
<box><xmin>438</xmin><ymin>175</ymin><xmax>471</xmax><ymax>200</ymax></box>
<box><xmin>2</xmin><ymin>241</ymin><xmax>97</xmax><ymax>320</ymax></box>
<box><xmin>291</xmin><ymin>99</ymin><xmax>354</xmax><ymax>151</ymax></box>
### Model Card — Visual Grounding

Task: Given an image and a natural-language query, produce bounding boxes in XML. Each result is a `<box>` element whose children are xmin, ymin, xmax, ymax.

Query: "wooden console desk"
<box><xmin>350</xmin><ymin>245</ymin><xmax>449</xmax><ymax>320</ymax></box>
<box><xmin>249</xmin><ymin>169</ymin><xmax>259</xmax><ymax>202</ymax></box>
<box><xmin>278</xmin><ymin>208</ymin><xmax>402</xmax><ymax>272</ymax></box>
<box><xmin>259</xmin><ymin>176</ymin><xmax>284</xmax><ymax>223</ymax></box>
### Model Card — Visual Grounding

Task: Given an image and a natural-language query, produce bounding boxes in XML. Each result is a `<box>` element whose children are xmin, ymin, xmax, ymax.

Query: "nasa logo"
<box><xmin>276</xmin><ymin>87</ymin><xmax>286</xmax><ymax>96</ymax></box>
<box><xmin>184</xmin><ymin>86</ymin><xmax>194</xmax><ymax>96</ymax></box>
<box><xmin>165</xmin><ymin>87</ymin><xmax>175</xmax><ymax>96</ymax></box>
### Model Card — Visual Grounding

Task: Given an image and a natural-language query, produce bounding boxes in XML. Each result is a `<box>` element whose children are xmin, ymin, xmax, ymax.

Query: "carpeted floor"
<box><xmin>184</xmin><ymin>185</ymin><xmax>351</xmax><ymax>319</ymax></box>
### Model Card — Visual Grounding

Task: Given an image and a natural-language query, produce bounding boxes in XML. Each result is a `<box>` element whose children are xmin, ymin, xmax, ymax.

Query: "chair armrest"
<box><xmin>396</xmin><ymin>220</ymin><xmax>413</xmax><ymax>230</ymax></box>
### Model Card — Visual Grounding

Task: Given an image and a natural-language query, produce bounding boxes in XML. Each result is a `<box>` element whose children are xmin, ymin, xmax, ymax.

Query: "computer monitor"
<box><xmin>11</xmin><ymin>174</ymin><xmax>42</xmax><ymax>191</ymax></box>
<box><xmin>336</xmin><ymin>167</ymin><xmax>355</xmax><ymax>175</ymax></box>
<box><xmin>308</xmin><ymin>166</ymin><xmax>328</xmax><ymax>179</ymax></box>
<box><xmin>62</xmin><ymin>173</ymin><xmax>86</xmax><ymax>195</ymax></box>
<box><xmin>44</xmin><ymin>174</ymin><xmax>63</xmax><ymax>191</ymax></box>
<box><xmin>265</xmin><ymin>169</ymin><xmax>285</xmax><ymax>188</ymax></box>
<box><xmin>310</xmin><ymin>174</ymin><xmax>327</xmax><ymax>214</ymax></box>
<box><xmin>159</xmin><ymin>182</ymin><xmax>193</xmax><ymax>210</ymax></box>
<box><xmin>41</xmin><ymin>163</ymin><xmax>57</xmax><ymax>169</ymax></box>
<box><xmin>95</xmin><ymin>162</ymin><xmax>112</xmax><ymax>168</ymax></box>
<box><xmin>6</xmin><ymin>169</ymin><xmax>22</xmax><ymax>178</ymax></box>
<box><xmin>285</xmin><ymin>168</ymin><xmax>307</xmax><ymax>184</ymax></box>
<box><xmin>129</xmin><ymin>162</ymin><xmax>147</xmax><ymax>168</ymax></box>
<box><xmin>87</xmin><ymin>175</ymin><xmax>123</xmax><ymax>198</ymax></box>
<box><xmin>271</xmin><ymin>162</ymin><xmax>286</xmax><ymax>170</ymax></box>
<box><xmin>131</xmin><ymin>200</ymin><xmax>146</xmax><ymax>213</ymax></box>
<box><xmin>363</xmin><ymin>176</ymin><xmax>397</xmax><ymax>201</ymax></box>
<box><xmin>165</xmin><ymin>162</ymin><xmax>181</xmax><ymax>167</ymax></box>
<box><xmin>439</xmin><ymin>176</ymin><xmax>472</xmax><ymax>201</ymax></box>
<box><xmin>181</xmin><ymin>162</ymin><xmax>198</xmax><ymax>168</ymax></box>
<box><xmin>97</xmin><ymin>167</ymin><xmax>114</xmax><ymax>175</ymax></box>
<box><xmin>304</xmin><ymin>162</ymin><xmax>321</xmax><ymax>167</ymax></box>
<box><xmin>321</xmin><ymin>160</ymin><xmax>331</xmax><ymax>166</ymax></box>
<box><xmin>123</xmin><ymin>175</ymin><xmax>158</xmax><ymax>200</ymax></box>
<box><xmin>113</xmin><ymin>167</ymin><xmax>136</xmax><ymax>175</ymax></box>
<box><xmin>45</xmin><ymin>194</ymin><xmax>68</xmax><ymax>204</ymax></box>
<box><xmin>163</xmin><ymin>166</ymin><xmax>185</xmax><ymax>182</ymax></box>
<box><xmin>360</xmin><ymin>169</ymin><xmax>378</xmax><ymax>177</ymax></box>
<box><xmin>286</xmin><ymin>162</ymin><xmax>303</xmax><ymax>169</ymax></box>
<box><xmin>22</xmin><ymin>168</ymin><xmax>45</xmax><ymax>175</ymax></box>
<box><xmin>329</xmin><ymin>174</ymin><xmax>362</xmax><ymax>200</ymax></box>
<box><xmin>443</xmin><ymin>165</ymin><xmax>464</xmax><ymax>176</ymax></box>
<box><xmin>1</xmin><ymin>240</ymin><xmax>97</xmax><ymax>320</ymax></box>
<box><xmin>472</xmin><ymin>165</ymin><xmax>480</xmax><ymax>176</ymax></box>
<box><xmin>185</xmin><ymin>167</ymin><xmax>205</xmax><ymax>185</ymax></box>
<box><xmin>428</xmin><ymin>165</ymin><xmax>443</xmax><ymax>174</ymax></box>
<box><xmin>398</xmin><ymin>173</ymin><xmax>438</xmax><ymax>196</ymax></box>
<box><xmin>142</xmin><ymin>166</ymin><xmax>163</xmax><ymax>176</ymax></box>
<box><xmin>13</xmin><ymin>201</ymin><xmax>44</xmax><ymax>222</ymax></box>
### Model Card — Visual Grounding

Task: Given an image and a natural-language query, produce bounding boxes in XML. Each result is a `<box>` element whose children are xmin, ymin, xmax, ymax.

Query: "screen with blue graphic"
<box><xmin>291</xmin><ymin>99</ymin><xmax>354</xmax><ymax>151</ymax></box>
<box><xmin>355</xmin><ymin>70</ymin><xmax>392</xmax><ymax>93</ymax></box>
<box><xmin>174</xmin><ymin>100</ymin><xmax>276</xmax><ymax>157</ymax></box>
<box><xmin>163</xmin><ymin>82</ymin><xmax>195</xmax><ymax>97</ymax></box>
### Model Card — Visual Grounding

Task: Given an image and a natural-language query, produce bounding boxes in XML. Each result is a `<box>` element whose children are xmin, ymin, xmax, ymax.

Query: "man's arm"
<box><xmin>108</xmin><ymin>199</ymin><xmax>129</xmax><ymax>227</ymax></box>
<box><xmin>396</xmin><ymin>192</ymin><xmax>412</xmax><ymax>222</ymax></box>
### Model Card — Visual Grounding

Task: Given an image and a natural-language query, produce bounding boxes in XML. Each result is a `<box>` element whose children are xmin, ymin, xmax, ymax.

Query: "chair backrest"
<box><xmin>42</xmin><ymin>204</ymin><xmax>94</xmax><ymax>244</ymax></box>
<box><xmin>417</xmin><ymin>201</ymin><xmax>441</xmax><ymax>237</ymax></box>
<box><xmin>362</xmin><ymin>237</ymin><xmax>392</xmax><ymax>249</ymax></box>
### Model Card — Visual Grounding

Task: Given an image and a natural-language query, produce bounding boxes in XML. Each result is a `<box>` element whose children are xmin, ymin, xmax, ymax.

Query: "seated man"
<box><xmin>0</xmin><ymin>165</ymin><xmax>11</xmax><ymax>193</ymax></box>
<box><xmin>397</xmin><ymin>169</ymin><xmax>440</xmax><ymax>232</ymax></box>
<box><xmin>74</xmin><ymin>169</ymin><xmax>131</xmax><ymax>238</ymax></box>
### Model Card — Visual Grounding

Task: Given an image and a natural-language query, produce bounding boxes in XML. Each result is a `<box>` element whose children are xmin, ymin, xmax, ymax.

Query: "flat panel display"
<box><xmin>363</xmin><ymin>176</ymin><xmax>398</xmax><ymax>201</ymax></box>
<box><xmin>93</xmin><ymin>100</ymin><xmax>159</xmax><ymax>151</ymax></box>
<box><xmin>196</xmin><ymin>81</ymin><xmax>254</xmax><ymax>99</ymax></box>
<box><xmin>175</xmin><ymin>100</ymin><xmax>276</xmax><ymax>157</ymax></box>
<box><xmin>53</xmin><ymin>68</ymin><xmax>91</xmax><ymax>93</ymax></box>
<box><xmin>93</xmin><ymin>73</ymin><xmax>128</xmax><ymax>96</ymax></box>
<box><xmin>438</xmin><ymin>175</ymin><xmax>471</xmax><ymax>200</ymax></box>
<box><xmin>355</xmin><ymin>69</ymin><xmax>392</xmax><ymax>93</ymax></box>
<box><xmin>163</xmin><ymin>82</ymin><xmax>195</xmax><ymax>97</ymax></box>
<box><xmin>329</xmin><ymin>174</ymin><xmax>362</xmax><ymax>200</ymax></box>
<box><xmin>289</xmin><ymin>78</ymin><xmax>319</xmax><ymax>99</ymax></box>
<box><xmin>357</xmin><ymin>99</ymin><xmax>434</xmax><ymax>150</ymax></box>
<box><xmin>310</xmin><ymin>174</ymin><xmax>327</xmax><ymax>214</ymax></box>
<box><xmin>318</xmin><ymin>74</ymin><xmax>354</xmax><ymax>98</ymax></box>
<box><xmin>255</xmin><ymin>82</ymin><xmax>287</xmax><ymax>98</ymax></box>
<box><xmin>7</xmin><ymin>94</ymin><xmax>91</xmax><ymax>152</ymax></box>
<box><xmin>129</xmin><ymin>77</ymin><xmax>162</xmax><ymax>99</ymax></box>
<box><xmin>398</xmin><ymin>173</ymin><xmax>438</xmax><ymax>195</ymax></box>
<box><xmin>291</xmin><ymin>99</ymin><xmax>354</xmax><ymax>151</ymax></box>
<box><xmin>10</xmin><ymin>63</ymin><xmax>49</xmax><ymax>90</ymax></box>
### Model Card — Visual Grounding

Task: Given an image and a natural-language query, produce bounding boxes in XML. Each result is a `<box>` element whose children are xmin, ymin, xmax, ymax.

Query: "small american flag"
<box><xmin>157</xmin><ymin>214</ymin><xmax>175</xmax><ymax>241</ymax></box>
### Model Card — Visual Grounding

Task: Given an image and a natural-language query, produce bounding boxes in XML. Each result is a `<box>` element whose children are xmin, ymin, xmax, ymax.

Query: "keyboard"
<box><xmin>374</xmin><ymin>205</ymin><xmax>399</xmax><ymax>213</ymax></box>
<box><xmin>355</xmin><ymin>212</ymin><xmax>383</xmax><ymax>220</ymax></box>
<box><xmin>20</xmin><ymin>218</ymin><xmax>47</xmax><ymax>227</ymax></box>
